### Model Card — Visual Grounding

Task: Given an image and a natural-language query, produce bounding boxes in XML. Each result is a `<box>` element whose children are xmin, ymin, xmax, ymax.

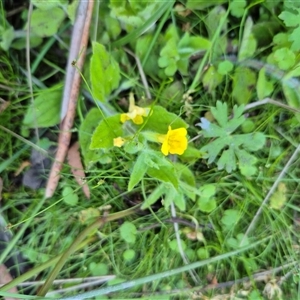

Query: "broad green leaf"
<box><xmin>238</xmin><ymin>17</ymin><xmax>257</xmax><ymax>61</ymax></box>
<box><xmin>168</xmin><ymin>239</ymin><xmax>187</xmax><ymax>252</ymax></box>
<box><xmin>89</xmin><ymin>262</ymin><xmax>108</xmax><ymax>276</ymax></box>
<box><xmin>269</xmin><ymin>183</ymin><xmax>287</xmax><ymax>210</ymax></box>
<box><xmin>197</xmin><ymin>196</ymin><xmax>216</xmax><ymax>213</ymax></box>
<box><xmin>257</xmin><ymin>67</ymin><xmax>274</xmax><ymax>100</ymax></box>
<box><xmin>186</xmin><ymin>0</ymin><xmax>226</xmax><ymax>10</ymax></box>
<box><xmin>32</xmin><ymin>0</ymin><xmax>59</xmax><ymax>10</ymax></box>
<box><xmin>164</xmin><ymin>187</ymin><xmax>185</xmax><ymax>211</ymax></box>
<box><xmin>119</xmin><ymin>222</ymin><xmax>137</xmax><ymax>244</ymax></box>
<box><xmin>230</xmin><ymin>0</ymin><xmax>246</xmax><ymax>18</ymax></box>
<box><xmin>0</xmin><ymin>26</ymin><xmax>14</xmax><ymax>51</ymax></box>
<box><xmin>221</xmin><ymin>209</ymin><xmax>240</xmax><ymax>231</ymax></box>
<box><xmin>279</xmin><ymin>11</ymin><xmax>300</xmax><ymax>27</ymax></box>
<box><xmin>62</xmin><ymin>186</ymin><xmax>78</xmax><ymax>206</ymax></box>
<box><xmin>90</xmin><ymin>42</ymin><xmax>120</xmax><ymax>102</ymax></box>
<box><xmin>90</xmin><ymin>115</ymin><xmax>123</xmax><ymax>149</ymax></box>
<box><xmin>218</xmin><ymin>60</ymin><xmax>234</xmax><ymax>75</ymax></box>
<box><xmin>123</xmin><ymin>249</ymin><xmax>136</xmax><ymax>262</ymax></box>
<box><xmin>202</xmin><ymin>66</ymin><xmax>223</xmax><ymax>93</ymax></box>
<box><xmin>141</xmin><ymin>183</ymin><xmax>165</xmax><ymax>209</ymax></box>
<box><xmin>23</xmin><ymin>87</ymin><xmax>62</xmax><ymax>128</ymax></box>
<box><xmin>274</xmin><ymin>47</ymin><xmax>295</xmax><ymax>70</ymax></box>
<box><xmin>289</xmin><ymin>27</ymin><xmax>300</xmax><ymax>51</ymax></box>
<box><xmin>199</xmin><ymin>184</ymin><xmax>216</xmax><ymax>198</ymax></box>
<box><xmin>128</xmin><ymin>153</ymin><xmax>148</xmax><ymax>191</ymax></box>
<box><xmin>147</xmin><ymin>163</ymin><xmax>178</xmax><ymax>189</ymax></box>
<box><xmin>232</xmin><ymin>67</ymin><xmax>257</xmax><ymax>104</ymax></box>
<box><xmin>30</xmin><ymin>7</ymin><xmax>65</xmax><ymax>37</ymax></box>
<box><xmin>79</xmin><ymin>108</ymin><xmax>106</xmax><ymax>168</ymax></box>
<box><xmin>142</xmin><ymin>106</ymin><xmax>188</xmax><ymax>134</ymax></box>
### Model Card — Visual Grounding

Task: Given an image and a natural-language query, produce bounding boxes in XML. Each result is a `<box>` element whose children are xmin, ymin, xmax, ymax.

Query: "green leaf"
<box><xmin>232</xmin><ymin>67</ymin><xmax>257</xmax><ymax>104</ymax></box>
<box><xmin>164</xmin><ymin>187</ymin><xmax>185</xmax><ymax>211</ymax></box>
<box><xmin>168</xmin><ymin>239</ymin><xmax>187</xmax><ymax>253</ymax></box>
<box><xmin>79</xmin><ymin>108</ymin><xmax>105</xmax><ymax>168</ymax></box>
<box><xmin>235</xmin><ymin>149</ymin><xmax>257</xmax><ymax>177</ymax></box>
<box><xmin>62</xmin><ymin>186</ymin><xmax>78</xmax><ymax>206</ymax></box>
<box><xmin>256</xmin><ymin>67</ymin><xmax>274</xmax><ymax>100</ymax></box>
<box><xmin>30</xmin><ymin>7</ymin><xmax>65</xmax><ymax>37</ymax></box>
<box><xmin>274</xmin><ymin>47</ymin><xmax>295</xmax><ymax>70</ymax></box>
<box><xmin>211</xmin><ymin>101</ymin><xmax>228</xmax><ymax>128</ymax></box>
<box><xmin>289</xmin><ymin>27</ymin><xmax>300</xmax><ymax>51</ymax></box>
<box><xmin>199</xmin><ymin>184</ymin><xmax>216</xmax><ymax>198</ymax></box>
<box><xmin>141</xmin><ymin>183</ymin><xmax>165</xmax><ymax>209</ymax></box>
<box><xmin>202</xmin><ymin>65</ymin><xmax>223</xmax><ymax>93</ymax></box>
<box><xmin>269</xmin><ymin>183</ymin><xmax>287</xmax><ymax>210</ymax></box>
<box><xmin>90</xmin><ymin>42</ymin><xmax>121</xmax><ymax>102</ymax></box>
<box><xmin>238</xmin><ymin>17</ymin><xmax>257</xmax><ymax>61</ymax></box>
<box><xmin>242</xmin><ymin>132</ymin><xmax>266</xmax><ymax>151</ymax></box>
<box><xmin>217</xmin><ymin>60</ymin><xmax>234</xmax><ymax>75</ymax></box>
<box><xmin>123</xmin><ymin>249</ymin><xmax>136</xmax><ymax>262</ymax></box>
<box><xmin>217</xmin><ymin>146</ymin><xmax>236</xmax><ymax>172</ymax></box>
<box><xmin>221</xmin><ymin>209</ymin><xmax>240</xmax><ymax>231</ymax></box>
<box><xmin>142</xmin><ymin>106</ymin><xmax>188</xmax><ymax>134</ymax></box>
<box><xmin>0</xmin><ymin>26</ymin><xmax>14</xmax><ymax>51</ymax></box>
<box><xmin>230</xmin><ymin>0</ymin><xmax>246</xmax><ymax>18</ymax></box>
<box><xmin>201</xmin><ymin>136</ymin><xmax>228</xmax><ymax>163</ymax></box>
<box><xmin>31</xmin><ymin>0</ymin><xmax>59</xmax><ymax>10</ymax></box>
<box><xmin>119</xmin><ymin>221</ymin><xmax>137</xmax><ymax>244</ymax></box>
<box><xmin>90</xmin><ymin>115</ymin><xmax>123</xmax><ymax>149</ymax></box>
<box><xmin>197</xmin><ymin>196</ymin><xmax>216</xmax><ymax>213</ymax></box>
<box><xmin>89</xmin><ymin>262</ymin><xmax>108</xmax><ymax>276</ymax></box>
<box><xmin>279</xmin><ymin>10</ymin><xmax>300</xmax><ymax>27</ymax></box>
<box><xmin>128</xmin><ymin>153</ymin><xmax>148</xmax><ymax>191</ymax></box>
<box><xmin>23</xmin><ymin>87</ymin><xmax>62</xmax><ymax>128</ymax></box>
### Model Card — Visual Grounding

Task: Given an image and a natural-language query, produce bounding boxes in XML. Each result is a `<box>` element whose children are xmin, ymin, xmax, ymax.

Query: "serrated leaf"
<box><xmin>242</xmin><ymin>132</ymin><xmax>266</xmax><ymax>151</ymax></box>
<box><xmin>90</xmin><ymin>42</ymin><xmax>120</xmax><ymax>102</ymax></box>
<box><xmin>90</xmin><ymin>115</ymin><xmax>123</xmax><ymax>149</ymax></box>
<box><xmin>217</xmin><ymin>146</ymin><xmax>236</xmax><ymax>172</ymax></box>
<box><xmin>201</xmin><ymin>136</ymin><xmax>228</xmax><ymax>163</ymax></box>
<box><xmin>128</xmin><ymin>153</ymin><xmax>148</xmax><ymax>191</ymax></box>
<box><xmin>23</xmin><ymin>87</ymin><xmax>62</xmax><ymax>128</ymax></box>
<box><xmin>274</xmin><ymin>47</ymin><xmax>295</xmax><ymax>70</ymax></box>
<box><xmin>198</xmin><ymin>118</ymin><xmax>226</xmax><ymax>137</ymax></box>
<box><xmin>257</xmin><ymin>67</ymin><xmax>274</xmax><ymax>100</ymax></box>
<box><xmin>30</xmin><ymin>7</ymin><xmax>65</xmax><ymax>37</ymax></box>
<box><xmin>120</xmin><ymin>222</ymin><xmax>137</xmax><ymax>244</ymax></box>
<box><xmin>211</xmin><ymin>101</ymin><xmax>228</xmax><ymax>127</ymax></box>
<box><xmin>235</xmin><ymin>149</ymin><xmax>257</xmax><ymax>176</ymax></box>
<box><xmin>278</xmin><ymin>11</ymin><xmax>300</xmax><ymax>27</ymax></box>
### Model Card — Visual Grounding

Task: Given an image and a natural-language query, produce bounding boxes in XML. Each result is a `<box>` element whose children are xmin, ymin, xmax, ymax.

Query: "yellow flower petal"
<box><xmin>113</xmin><ymin>137</ymin><xmax>125</xmax><ymax>147</ymax></box>
<box><xmin>160</xmin><ymin>126</ymin><xmax>188</xmax><ymax>156</ymax></box>
<box><xmin>120</xmin><ymin>93</ymin><xmax>150</xmax><ymax>124</ymax></box>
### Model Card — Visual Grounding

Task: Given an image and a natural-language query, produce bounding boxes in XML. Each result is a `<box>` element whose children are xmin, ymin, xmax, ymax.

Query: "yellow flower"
<box><xmin>113</xmin><ymin>137</ymin><xmax>125</xmax><ymax>147</ymax></box>
<box><xmin>159</xmin><ymin>126</ymin><xmax>188</xmax><ymax>156</ymax></box>
<box><xmin>120</xmin><ymin>93</ymin><xmax>150</xmax><ymax>125</ymax></box>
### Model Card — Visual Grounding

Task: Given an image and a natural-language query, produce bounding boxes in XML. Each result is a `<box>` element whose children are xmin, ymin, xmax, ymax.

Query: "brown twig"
<box><xmin>45</xmin><ymin>1</ymin><xmax>94</xmax><ymax>198</ymax></box>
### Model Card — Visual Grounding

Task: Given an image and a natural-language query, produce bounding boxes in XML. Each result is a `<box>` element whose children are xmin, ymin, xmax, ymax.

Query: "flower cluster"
<box><xmin>114</xmin><ymin>94</ymin><xmax>188</xmax><ymax>156</ymax></box>
<box><xmin>120</xmin><ymin>93</ymin><xmax>150</xmax><ymax>125</ymax></box>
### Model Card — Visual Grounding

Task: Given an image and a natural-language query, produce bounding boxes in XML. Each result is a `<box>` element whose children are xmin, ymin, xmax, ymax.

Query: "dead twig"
<box><xmin>45</xmin><ymin>0</ymin><xmax>94</xmax><ymax>198</ymax></box>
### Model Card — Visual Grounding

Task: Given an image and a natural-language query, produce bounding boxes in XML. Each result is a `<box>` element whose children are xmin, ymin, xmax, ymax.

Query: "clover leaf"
<box><xmin>198</xmin><ymin>101</ymin><xmax>266</xmax><ymax>176</ymax></box>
